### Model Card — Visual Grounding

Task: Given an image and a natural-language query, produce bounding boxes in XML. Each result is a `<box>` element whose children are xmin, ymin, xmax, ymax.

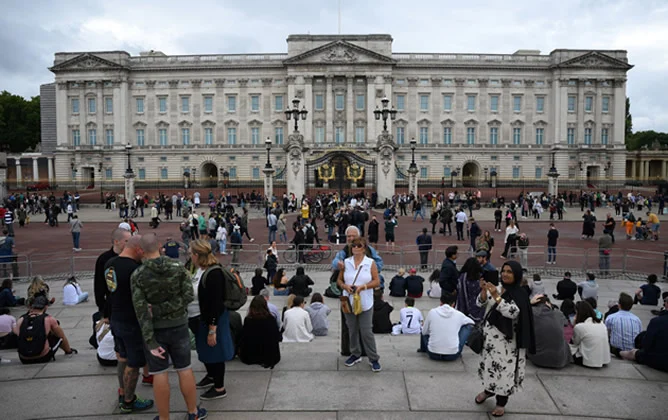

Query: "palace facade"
<box><xmin>21</xmin><ymin>34</ymin><xmax>645</xmax><ymax>200</ymax></box>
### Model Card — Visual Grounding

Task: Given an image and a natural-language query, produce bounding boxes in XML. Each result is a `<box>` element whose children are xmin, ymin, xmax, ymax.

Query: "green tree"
<box><xmin>627</xmin><ymin>130</ymin><xmax>668</xmax><ymax>151</ymax></box>
<box><xmin>0</xmin><ymin>91</ymin><xmax>41</xmax><ymax>153</ymax></box>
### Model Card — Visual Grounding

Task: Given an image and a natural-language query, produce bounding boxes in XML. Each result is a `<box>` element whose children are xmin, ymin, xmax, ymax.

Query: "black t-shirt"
<box><xmin>104</xmin><ymin>256</ymin><xmax>141</xmax><ymax>324</ymax></box>
<box><xmin>405</xmin><ymin>275</ymin><xmax>425</xmax><ymax>296</ymax></box>
<box><xmin>547</xmin><ymin>229</ymin><xmax>559</xmax><ymax>246</ymax></box>
<box><xmin>640</xmin><ymin>284</ymin><xmax>661</xmax><ymax>306</ymax></box>
<box><xmin>372</xmin><ymin>300</ymin><xmax>393</xmax><ymax>334</ymax></box>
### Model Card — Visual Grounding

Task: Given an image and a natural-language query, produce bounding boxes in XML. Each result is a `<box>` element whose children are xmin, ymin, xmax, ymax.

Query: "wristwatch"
<box><xmin>494</xmin><ymin>296</ymin><xmax>502</xmax><ymax>304</ymax></box>
<box><xmin>208</xmin><ymin>330</ymin><xmax>216</xmax><ymax>335</ymax></box>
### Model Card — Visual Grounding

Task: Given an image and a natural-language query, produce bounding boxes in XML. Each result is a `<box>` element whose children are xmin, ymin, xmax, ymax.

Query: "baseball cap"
<box><xmin>475</xmin><ymin>250</ymin><xmax>488</xmax><ymax>257</ymax></box>
<box><xmin>31</xmin><ymin>295</ymin><xmax>49</xmax><ymax>309</ymax></box>
<box><xmin>409</xmin><ymin>268</ymin><xmax>417</xmax><ymax>274</ymax></box>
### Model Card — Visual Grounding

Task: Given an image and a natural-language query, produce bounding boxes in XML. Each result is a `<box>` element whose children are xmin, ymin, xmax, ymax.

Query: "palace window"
<box><xmin>275</xmin><ymin>127</ymin><xmax>284</xmax><ymax>145</ymax></box>
<box><xmin>335</xmin><ymin>127</ymin><xmax>345</xmax><ymax>144</ymax></box>
<box><xmin>105</xmin><ymin>129</ymin><xmax>114</xmax><ymax>146</ymax></box>
<box><xmin>536</xmin><ymin>96</ymin><xmax>545</xmax><ymax>113</ymax></box>
<box><xmin>71</xmin><ymin>98</ymin><xmax>80</xmax><ymax>114</ymax></box>
<box><xmin>443</xmin><ymin>127</ymin><xmax>452</xmax><ymax>145</ymax></box>
<box><xmin>443</xmin><ymin>94</ymin><xmax>453</xmax><ymax>111</ymax></box>
<box><xmin>250</xmin><ymin>95</ymin><xmax>260</xmax><ymax>112</ymax></box>
<box><xmin>584</xmin><ymin>128</ymin><xmax>592</xmax><ymax>145</ymax></box>
<box><xmin>251</xmin><ymin>127</ymin><xmax>260</xmax><ymax>145</ymax></box>
<box><xmin>161</xmin><ymin>168</ymin><xmax>168</xmax><ymax>179</ymax></box>
<box><xmin>136</xmin><ymin>129</ymin><xmax>144</xmax><ymax>146</ymax></box>
<box><xmin>419</xmin><ymin>127</ymin><xmax>429</xmax><ymax>144</ymax></box>
<box><xmin>490</xmin><ymin>95</ymin><xmax>499</xmax><ymax>112</ymax></box>
<box><xmin>355</xmin><ymin>127</ymin><xmax>365</xmax><ymax>144</ymax></box>
<box><xmin>335</xmin><ymin>94</ymin><xmax>344</xmax><ymax>110</ymax></box>
<box><xmin>513</xmin><ymin>96</ymin><xmax>522</xmax><ymax>112</ymax></box>
<box><xmin>396</xmin><ymin>126</ymin><xmax>405</xmax><ymax>145</ymax></box>
<box><xmin>585</xmin><ymin>96</ymin><xmax>593</xmax><ymax>112</ymax></box>
<box><xmin>601</xmin><ymin>128</ymin><xmax>609</xmax><ymax>145</ymax></box>
<box><xmin>602</xmin><ymin>96</ymin><xmax>610</xmax><ymax>113</ymax></box>
<box><xmin>275</xmin><ymin>95</ymin><xmax>284</xmax><ymax>111</ymax></box>
<box><xmin>158</xmin><ymin>97</ymin><xmax>167</xmax><ymax>113</ymax></box>
<box><xmin>466</xmin><ymin>127</ymin><xmax>475</xmax><ymax>144</ymax></box>
<box><xmin>568</xmin><ymin>96</ymin><xmax>576</xmax><ymax>112</ymax></box>
<box><xmin>227</xmin><ymin>95</ymin><xmax>237</xmax><ymax>112</ymax></box>
<box><xmin>88</xmin><ymin>128</ymin><xmax>97</xmax><ymax>145</ymax></box>
<box><xmin>204</xmin><ymin>127</ymin><xmax>213</xmax><ymax>145</ymax></box>
<box><xmin>88</xmin><ymin>98</ymin><xmax>96</xmax><ymax>113</ymax></box>
<box><xmin>467</xmin><ymin>95</ymin><xmax>476</xmax><ymax>111</ymax></box>
<box><xmin>204</xmin><ymin>96</ymin><xmax>213</xmax><ymax>113</ymax></box>
<box><xmin>396</xmin><ymin>94</ymin><xmax>405</xmax><ymax>111</ymax></box>
<box><xmin>182</xmin><ymin>128</ymin><xmax>190</xmax><ymax>145</ymax></box>
<box><xmin>181</xmin><ymin>96</ymin><xmax>190</xmax><ymax>113</ymax></box>
<box><xmin>356</xmin><ymin>94</ymin><xmax>365</xmax><ymax>110</ymax></box>
<box><xmin>513</xmin><ymin>127</ymin><xmax>522</xmax><ymax>145</ymax></box>
<box><xmin>535</xmin><ymin>167</ymin><xmax>543</xmax><ymax>179</ymax></box>
<box><xmin>535</xmin><ymin>128</ymin><xmax>544</xmax><ymax>145</ymax></box>
<box><xmin>159</xmin><ymin>128</ymin><xmax>168</xmax><ymax>146</ymax></box>
<box><xmin>512</xmin><ymin>167</ymin><xmax>520</xmax><ymax>179</ymax></box>
<box><xmin>419</xmin><ymin>94</ymin><xmax>429</xmax><ymax>111</ymax></box>
<box><xmin>315</xmin><ymin>127</ymin><xmax>325</xmax><ymax>144</ymax></box>
<box><xmin>315</xmin><ymin>94</ymin><xmax>324</xmax><ymax>110</ymax></box>
<box><xmin>105</xmin><ymin>97</ymin><xmax>113</xmax><ymax>114</ymax></box>
<box><xmin>227</xmin><ymin>127</ymin><xmax>237</xmax><ymax>145</ymax></box>
<box><xmin>136</xmin><ymin>97</ymin><xmax>144</xmax><ymax>114</ymax></box>
<box><xmin>138</xmin><ymin>168</ymin><xmax>145</xmax><ymax>180</ymax></box>
<box><xmin>489</xmin><ymin>127</ymin><xmax>498</xmax><ymax>145</ymax></box>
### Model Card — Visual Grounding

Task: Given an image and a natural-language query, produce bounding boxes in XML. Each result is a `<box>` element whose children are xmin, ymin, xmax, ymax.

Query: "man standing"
<box><xmin>547</xmin><ymin>223</ymin><xmax>559</xmax><ymax>265</ymax></box>
<box><xmin>603</xmin><ymin>213</ymin><xmax>616</xmax><ymax>244</ymax></box>
<box><xmin>598</xmin><ymin>232</ymin><xmax>613</xmax><ymax>276</ymax></box>
<box><xmin>267</xmin><ymin>211</ymin><xmax>278</xmax><ymax>244</ymax></box>
<box><xmin>469</xmin><ymin>217</ymin><xmax>481</xmax><ymax>256</ymax></box>
<box><xmin>94</xmin><ymin>228</ymin><xmax>131</xmax><ymax>321</ymax></box>
<box><xmin>150</xmin><ymin>205</ymin><xmax>159</xmax><ymax>228</ymax></box>
<box><xmin>438</xmin><ymin>246</ymin><xmax>459</xmax><ymax>294</ymax></box>
<box><xmin>646</xmin><ymin>211</ymin><xmax>660</xmax><ymax>240</ymax></box>
<box><xmin>131</xmin><ymin>233</ymin><xmax>205</xmax><ymax>420</ymax></box>
<box><xmin>384</xmin><ymin>215</ymin><xmax>398</xmax><ymax>253</ymax></box>
<box><xmin>416</xmin><ymin>228</ymin><xmax>432</xmax><ymax>271</ymax></box>
<box><xmin>412</xmin><ymin>197</ymin><xmax>424</xmax><ymax>222</ymax></box>
<box><xmin>104</xmin><ymin>236</ymin><xmax>154</xmax><ymax>414</ymax></box>
<box><xmin>454</xmin><ymin>208</ymin><xmax>468</xmax><ymax>241</ymax></box>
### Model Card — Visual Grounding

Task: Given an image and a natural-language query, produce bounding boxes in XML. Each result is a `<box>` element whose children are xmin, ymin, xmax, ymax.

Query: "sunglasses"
<box><xmin>352</xmin><ymin>244</ymin><xmax>364</xmax><ymax>248</ymax></box>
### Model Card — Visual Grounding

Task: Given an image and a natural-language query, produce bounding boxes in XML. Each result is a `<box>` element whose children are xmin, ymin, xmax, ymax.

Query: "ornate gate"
<box><xmin>305</xmin><ymin>150</ymin><xmax>377</xmax><ymax>198</ymax></box>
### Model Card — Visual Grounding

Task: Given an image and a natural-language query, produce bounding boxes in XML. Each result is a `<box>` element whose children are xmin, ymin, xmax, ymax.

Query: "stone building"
<box><xmin>25</xmin><ymin>34</ymin><xmax>643</xmax><ymax>200</ymax></box>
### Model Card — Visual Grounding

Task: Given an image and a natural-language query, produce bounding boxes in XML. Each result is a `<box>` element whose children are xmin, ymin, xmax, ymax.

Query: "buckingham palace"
<box><xmin>23</xmin><ymin>34</ymin><xmax>640</xmax><ymax>201</ymax></box>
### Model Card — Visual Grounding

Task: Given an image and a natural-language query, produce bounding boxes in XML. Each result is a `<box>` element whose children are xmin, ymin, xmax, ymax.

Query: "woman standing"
<box><xmin>475</xmin><ymin>260</ymin><xmax>535</xmax><ymax>417</ymax></box>
<box><xmin>69</xmin><ymin>214</ymin><xmax>83</xmax><ymax>251</ymax></box>
<box><xmin>336</xmin><ymin>237</ymin><xmax>382</xmax><ymax>372</ymax></box>
<box><xmin>581</xmin><ymin>210</ymin><xmax>597</xmax><ymax>239</ymax></box>
<box><xmin>187</xmin><ymin>239</ymin><xmax>234</xmax><ymax>401</ymax></box>
<box><xmin>501</xmin><ymin>220</ymin><xmax>519</xmax><ymax>259</ymax></box>
<box><xmin>277</xmin><ymin>214</ymin><xmax>288</xmax><ymax>243</ymax></box>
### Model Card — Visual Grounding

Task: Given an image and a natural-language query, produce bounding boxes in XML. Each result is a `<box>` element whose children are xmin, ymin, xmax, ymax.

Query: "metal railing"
<box><xmin>5</xmin><ymin>244</ymin><xmax>665</xmax><ymax>283</ymax></box>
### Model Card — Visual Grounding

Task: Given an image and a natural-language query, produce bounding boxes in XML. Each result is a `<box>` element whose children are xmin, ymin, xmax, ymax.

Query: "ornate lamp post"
<box><xmin>452</xmin><ymin>166</ymin><xmax>460</xmax><ymax>189</ymax></box>
<box><xmin>263</xmin><ymin>136</ymin><xmax>275</xmax><ymax>205</ymax></box>
<box><xmin>547</xmin><ymin>152</ymin><xmax>560</xmax><ymax>196</ymax></box>
<box><xmin>70</xmin><ymin>158</ymin><xmax>78</xmax><ymax>192</ymax></box>
<box><xmin>373</xmin><ymin>97</ymin><xmax>397</xmax><ymax>133</ymax></box>
<box><xmin>408</xmin><ymin>137</ymin><xmax>419</xmax><ymax>195</ymax></box>
<box><xmin>124</xmin><ymin>143</ymin><xmax>135</xmax><ymax>201</ymax></box>
<box><xmin>284</xmin><ymin>98</ymin><xmax>308</xmax><ymax>132</ymax></box>
<box><xmin>604</xmin><ymin>160</ymin><xmax>612</xmax><ymax>192</ymax></box>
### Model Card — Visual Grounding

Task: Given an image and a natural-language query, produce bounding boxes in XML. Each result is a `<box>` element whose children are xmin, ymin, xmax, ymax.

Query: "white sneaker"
<box><xmin>1</xmin><ymin>358</ymin><xmax>11</xmax><ymax>364</ymax></box>
<box><xmin>250</xmin><ymin>238</ymin><xmax>255</xmax><ymax>242</ymax></box>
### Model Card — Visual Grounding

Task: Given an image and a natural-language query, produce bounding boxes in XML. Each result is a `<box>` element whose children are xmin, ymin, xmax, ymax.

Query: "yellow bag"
<box><xmin>352</xmin><ymin>293</ymin><xmax>363</xmax><ymax>315</ymax></box>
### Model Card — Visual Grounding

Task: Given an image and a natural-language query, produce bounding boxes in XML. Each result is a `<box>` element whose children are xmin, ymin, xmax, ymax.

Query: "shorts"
<box><xmin>146</xmin><ymin>324</ymin><xmax>191</xmax><ymax>375</ymax></box>
<box><xmin>385</xmin><ymin>233</ymin><xmax>395</xmax><ymax>242</ymax></box>
<box><xmin>651</xmin><ymin>224</ymin><xmax>660</xmax><ymax>233</ymax></box>
<box><xmin>111</xmin><ymin>321</ymin><xmax>147</xmax><ymax>368</ymax></box>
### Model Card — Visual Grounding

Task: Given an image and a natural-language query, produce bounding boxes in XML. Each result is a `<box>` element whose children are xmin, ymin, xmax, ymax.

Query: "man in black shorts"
<box><xmin>104</xmin><ymin>235</ymin><xmax>154</xmax><ymax>414</ymax></box>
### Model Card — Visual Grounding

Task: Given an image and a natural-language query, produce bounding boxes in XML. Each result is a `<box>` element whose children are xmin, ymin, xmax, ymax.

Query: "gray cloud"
<box><xmin>0</xmin><ymin>0</ymin><xmax>666</xmax><ymax>131</ymax></box>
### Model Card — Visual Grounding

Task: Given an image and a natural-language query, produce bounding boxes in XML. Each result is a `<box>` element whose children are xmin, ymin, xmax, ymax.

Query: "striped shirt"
<box><xmin>604</xmin><ymin>310</ymin><xmax>642</xmax><ymax>351</ymax></box>
<box><xmin>3</xmin><ymin>209</ymin><xmax>12</xmax><ymax>225</ymax></box>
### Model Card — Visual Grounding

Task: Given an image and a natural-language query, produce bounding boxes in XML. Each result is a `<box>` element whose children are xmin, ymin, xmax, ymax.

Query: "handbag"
<box><xmin>339</xmin><ymin>265</ymin><xmax>363</xmax><ymax>315</ymax></box>
<box><xmin>467</xmin><ymin>299</ymin><xmax>497</xmax><ymax>355</ymax></box>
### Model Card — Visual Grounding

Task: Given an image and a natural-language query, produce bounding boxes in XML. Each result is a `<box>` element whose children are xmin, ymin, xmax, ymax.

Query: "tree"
<box><xmin>0</xmin><ymin>91</ymin><xmax>41</xmax><ymax>153</ymax></box>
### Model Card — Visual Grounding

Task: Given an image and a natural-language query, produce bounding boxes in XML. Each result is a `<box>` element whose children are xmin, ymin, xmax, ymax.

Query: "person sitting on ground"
<box><xmin>426</xmin><ymin>269</ymin><xmax>441</xmax><ymax>299</ymax></box>
<box><xmin>578</xmin><ymin>273</ymin><xmax>599</xmax><ymax>301</ymax></box>
<box><xmin>95</xmin><ymin>318</ymin><xmax>117</xmax><ymax>366</ymax></box>
<box><xmin>389</xmin><ymin>268</ymin><xmax>407</xmax><ymax>297</ymax></box>
<box><xmin>259</xmin><ymin>288</ymin><xmax>282</xmax><ymax>331</ymax></box>
<box><xmin>635</xmin><ymin>274</ymin><xmax>661</xmax><ymax>306</ymax></box>
<box><xmin>0</xmin><ymin>307</ymin><xmax>18</xmax><ymax>349</ymax></box>
<box><xmin>372</xmin><ymin>289</ymin><xmax>393</xmax><ymax>334</ymax></box>
<box><xmin>272</xmin><ymin>268</ymin><xmax>290</xmax><ymax>296</ymax></box>
<box><xmin>405</xmin><ymin>268</ymin><xmax>425</xmax><ymax>298</ymax></box>
<box><xmin>619</xmin><ymin>292</ymin><xmax>668</xmax><ymax>372</ymax></box>
<box><xmin>14</xmin><ymin>295</ymin><xmax>77</xmax><ymax>364</ymax></box>
<box><xmin>26</xmin><ymin>276</ymin><xmax>55</xmax><ymax>307</ymax></box>
<box><xmin>62</xmin><ymin>276</ymin><xmax>89</xmax><ymax>306</ymax></box>
<box><xmin>569</xmin><ymin>300</ymin><xmax>610</xmax><ymax>368</ymax></box>
<box><xmin>304</xmin><ymin>293</ymin><xmax>331</xmax><ymax>336</ymax></box>
<box><xmin>281</xmin><ymin>295</ymin><xmax>314</xmax><ymax>343</ymax></box>
<box><xmin>528</xmin><ymin>295</ymin><xmax>571</xmax><ymax>368</ymax></box>
<box><xmin>287</xmin><ymin>266</ymin><xmax>315</xmax><ymax>297</ymax></box>
<box><xmin>585</xmin><ymin>297</ymin><xmax>604</xmax><ymax>321</ymax></box>
<box><xmin>0</xmin><ymin>279</ymin><xmax>25</xmax><ymax>307</ymax></box>
<box><xmin>529</xmin><ymin>274</ymin><xmax>545</xmax><ymax>299</ymax></box>
<box><xmin>239</xmin><ymin>295</ymin><xmax>281</xmax><ymax>369</ymax></box>
<box><xmin>392</xmin><ymin>297</ymin><xmax>423</xmax><ymax>335</ymax></box>
<box><xmin>418</xmin><ymin>291</ymin><xmax>474</xmax><ymax>361</ymax></box>
<box><xmin>560</xmin><ymin>299</ymin><xmax>576</xmax><ymax>343</ymax></box>
<box><xmin>605</xmin><ymin>292</ymin><xmax>642</xmax><ymax>355</ymax></box>
<box><xmin>250</xmin><ymin>268</ymin><xmax>269</xmax><ymax>296</ymax></box>
<box><xmin>553</xmin><ymin>272</ymin><xmax>577</xmax><ymax>301</ymax></box>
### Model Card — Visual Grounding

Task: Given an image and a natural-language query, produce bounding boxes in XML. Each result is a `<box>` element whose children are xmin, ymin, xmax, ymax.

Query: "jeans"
<box><xmin>72</xmin><ymin>232</ymin><xmax>80</xmax><ymax>248</ymax></box>
<box><xmin>518</xmin><ymin>248</ymin><xmax>528</xmax><ymax>268</ymax></box>
<box><xmin>219</xmin><ymin>239</ymin><xmax>227</xmax><ymax>254</ymax></box>
<box><xmin>547</xmin><ymin>246</ymin><xmax>556</xmax><ymax>263</ymax></box>
<box><xmin>599</xmin><ymin>250</ymin><xmax>610</xmax><ymax>273</ymax></box>
<box><xmin>419</xmin><ymin>250</ymin><xmax>429</xmax><ymax>270</ymax></box>
<box><xmin>279</xmin><ymin>232</ymin><xmax>288</xmax><ymax>243</ymax></box>
<box><xmin>456</xmin><ymin>222</ymin><xmax>464</xmax><ymax>240</ymax></box>
<box><xmin>343</xmin><ymin>309</ymin><xmax>379</xmax><ymax>361</ymax></box>
<box><xmin>268</xmin><ymin>227</ymin><xmax>277</xmax><ymax>244</ymax></box>
<box><xmin>419</xmin><ymin>324</ymin><xmax>473</xmax><ymax>361</ymax></box>
<box><xmin>413</xmin><ymin>209</ymin><xmax>424</xmax><ymax>221</ymax></box>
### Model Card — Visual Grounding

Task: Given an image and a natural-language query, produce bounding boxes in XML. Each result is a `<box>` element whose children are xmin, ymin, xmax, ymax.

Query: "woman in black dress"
<box><xmin>581</xmin><ymin>210</ymin><xmax>596</xmax><ymax>239</ymax></box>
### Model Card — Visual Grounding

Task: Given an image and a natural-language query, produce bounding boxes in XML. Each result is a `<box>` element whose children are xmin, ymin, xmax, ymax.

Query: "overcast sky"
<box><xmin>2</xmin><ymin>0</ymin><xmax>667</xmax><ymax>132</ymax></box>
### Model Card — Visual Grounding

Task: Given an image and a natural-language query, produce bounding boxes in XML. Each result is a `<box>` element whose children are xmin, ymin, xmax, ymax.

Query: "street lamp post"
<box><xmin>263</xmin><ymin>137</ymin><xmax>275</xmax><ymax>208</ymax></box>
<box><xmin>373</xmin><ymin>97</ymin><xmax>397</xmax><ymax>133</ymax></box>
<box><xmin>124</xmin><ymin>143</ymin><xmax>135</xmax><ymax>202</ymax></box>
<box><xmin>70</xmin><ymin>158</ymin><xmax>78</xmax><ymax>192</ymax></box>
<box><xmin>408</xmin><ymin>137</ymin><xmax>418</xmax><ymax>195</ymax></box>
<box><xmin>284</xmin><ymin>98</ymin><xmax>308</xmax><ymax>132</ymax></box>
<box><xmin>547</xmin><ymin>152</ymin><xmax>560</xmax><ymax>197</ymax></box>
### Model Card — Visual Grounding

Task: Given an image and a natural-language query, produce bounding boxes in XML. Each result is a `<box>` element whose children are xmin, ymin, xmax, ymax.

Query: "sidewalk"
<box><xmin>1</xmin><ymin>272</ymin><xmax>665</xmax><ymax>419</ymax></box>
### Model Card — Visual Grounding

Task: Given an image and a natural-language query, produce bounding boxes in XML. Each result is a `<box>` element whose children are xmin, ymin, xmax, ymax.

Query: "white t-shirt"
<box><xmin>342</xmin><ymin>256</ymin><xmax>375</xmax><ymax>312</ymax></box>
<box><xmin>399</xmin><ymin>307</ymin><xmax>423</xmax><ymax>334</ymax></box>
<box><xmin>282</xmin><ymin>307</ymin><xmax>314</xmax><ymax>343</ymax></box>
<box><xmin>96</xmin><ymin>321</ymin><xmax>116</xmax><ymax>361</ymax></box>
<box><xmin>187</xmin><ymin>268</ymin><xmax>204</xmax><ymax>318</ymax></box>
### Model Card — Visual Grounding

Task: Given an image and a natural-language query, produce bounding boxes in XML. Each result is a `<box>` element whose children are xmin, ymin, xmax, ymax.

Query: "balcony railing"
<box><xmin>392</xmin><ymin>53</ymin><xmax>552</xmax><ymax>63</ymax></box>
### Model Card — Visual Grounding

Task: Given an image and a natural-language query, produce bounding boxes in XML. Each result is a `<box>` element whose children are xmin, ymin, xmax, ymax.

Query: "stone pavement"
<box><xmin>1</xmin><ymin>272</ymin><xmax>666</xmax><ymax>420</ymax></box>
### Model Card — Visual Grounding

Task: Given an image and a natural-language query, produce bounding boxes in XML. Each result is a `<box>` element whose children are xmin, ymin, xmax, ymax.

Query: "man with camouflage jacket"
<box><xmin>131</xmin><ymin>233</ymin><xmax>206</xmax><ymax>420</ymax></box>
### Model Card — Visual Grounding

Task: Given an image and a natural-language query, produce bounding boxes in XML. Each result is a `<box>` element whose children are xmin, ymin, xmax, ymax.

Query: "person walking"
<box><xmin>267</xmin><ymin>211</ymin><xmax>278</xmax><ymax>244</ymax></box>
<box><xmin>547</xmin><ymin>223</ymin><xmax>559</xmax><ymax>265</ymax></box>
<box><xmin>337</xmin><ymin>236</ymin><xmax>382</xmax><ymax>372</ymax></box>
<box><xmin>416</xmin><ymin>228</ymin><xmax>433</xmax><ymax>271</ymax></box>
<box><xmin>131</xmin><ymin>233</ymin><xmax>206</xmax><ymax>420</ymax></box>
<box><xmin>69</xmin><ymin>214</ymin><xmax>83</xmax><ymax>251</ymax></box>
<box><xmin>455</xmin><ymin>208</ymin><xmax>468</xmax><ymax>241</ymax></box>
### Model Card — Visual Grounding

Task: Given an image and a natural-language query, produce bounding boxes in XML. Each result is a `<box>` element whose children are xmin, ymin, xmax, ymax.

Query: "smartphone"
<box><xmin>483</xmin><ymin>270</ymin><xmax>499</xmax><ymax>286</ymax></box>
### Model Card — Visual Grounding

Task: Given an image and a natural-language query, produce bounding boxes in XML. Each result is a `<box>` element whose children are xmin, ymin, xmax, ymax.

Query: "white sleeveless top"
<box><xmin>342</xmin><ymin>255</ymin><xmax>375</xmax><ymax>312</ymax></box>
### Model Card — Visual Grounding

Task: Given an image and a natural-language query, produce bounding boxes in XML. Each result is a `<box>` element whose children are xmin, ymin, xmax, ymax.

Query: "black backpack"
<box><xmin>18</xmin><ymin>313</ymin><xmax>48</xmax><ymax>358</ymax></box>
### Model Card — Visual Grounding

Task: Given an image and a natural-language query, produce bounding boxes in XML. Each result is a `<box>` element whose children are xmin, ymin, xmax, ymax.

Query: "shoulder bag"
<box><xmin>339</xmin><ymin>265</ymin><xmax>363</xmax><ymax>315</ymax></box>
<box><xmin>466</xmin><ymin>298</ymin><xmax>497</xmax><ymax>355</ymax></box>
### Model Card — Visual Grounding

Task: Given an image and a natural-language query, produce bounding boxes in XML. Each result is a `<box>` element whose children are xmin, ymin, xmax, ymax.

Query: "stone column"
<box><xmin>631</xmin><ymin>160</ymin><xmax>636</xmax><ymax>180</ymax></box>
<box><xmin>325</xmin><ymin>76</ymin><xmax>334</xmax><ymax>143</ymax></box>
<box><xmin>346</xmin><ymin>76</ymin><xmax>354</xmax><ymax>144</ymax></box>
<box><xmin>662</xmin><ymin>160</ymin><xmax>667</xmax><ymax>180</ymax></box>
<box><xmin>48</xmin><ymin>157</ymin><xmax>55</xmax><ymax>184</ymax></box>
<box><xmin>15</xmin><ymin>159</ymin><xmax>22</xmax><ymax>188</ymax></box>
<box><xmin>303</xmin><ymin>76</ymin><xmax>313</xmax><ymax>144</ymax></box>
<box><xmin>284</xmin><ymin>133</ymin><xmax>306</xmax><ymax>199</ymax></box>
<box><xmin>366</xmin><ymin>76</ymin><xmax>377</xmax><ymax>142</ymax></box>
<box><xmin>0</xmin><ymin>152</ymin><xmax>7</xmax><ymax>201</ymax></box>
<box><xmin>263</xmin><ymin>167</ymin><xmax>275</xmax><ymax>202</ymax></box>
<box><xmin>376</xmin><ymin>132</ymin><xmax>397</xmax><ymax>203</ymax></box>
<box><xmin>32</xmin><ymin>157</ymin><xmax>39</xmax><ymax>181</ymax></box>
<box><xmin>612</xmin><ymin>79</ymin><xmax>626</xmax><ymax>146</ymax></box>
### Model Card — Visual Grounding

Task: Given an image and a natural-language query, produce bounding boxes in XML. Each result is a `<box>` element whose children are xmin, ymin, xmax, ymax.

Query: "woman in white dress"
<box><xmin>475</xmin><ymin>260</ymin><xmax>535</xmax><ymax>417</ymax></box>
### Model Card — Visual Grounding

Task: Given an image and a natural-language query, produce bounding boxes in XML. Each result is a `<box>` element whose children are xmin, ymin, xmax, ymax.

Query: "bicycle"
<box><xmin>283</xmin><ymin>244</ymin><xmax>327</xmax><ymax>264</ymax></box>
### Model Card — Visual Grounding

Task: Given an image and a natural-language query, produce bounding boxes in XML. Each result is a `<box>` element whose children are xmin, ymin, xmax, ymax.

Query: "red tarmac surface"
<box><xmin>10</xmin><ymin>209</ymin><xmax>666</xmax><ymax>280</ymax></box>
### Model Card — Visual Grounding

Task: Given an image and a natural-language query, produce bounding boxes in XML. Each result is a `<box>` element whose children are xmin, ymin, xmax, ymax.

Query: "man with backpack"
<box><xmin>15</xmin><ymin>295</ymin><xmax>77</xmax><ymax>364</ymax></box>
<box><xmin>131</xmin><ymin>233</ymin><xmax>205</xmax><ymax>420</ymax></box>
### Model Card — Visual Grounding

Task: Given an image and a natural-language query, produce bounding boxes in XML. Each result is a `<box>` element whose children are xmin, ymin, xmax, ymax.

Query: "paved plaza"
<box><xmin>1</xmin><ymin>272</ymin><xmax>666</xmax><ymax>420</ymax></box>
